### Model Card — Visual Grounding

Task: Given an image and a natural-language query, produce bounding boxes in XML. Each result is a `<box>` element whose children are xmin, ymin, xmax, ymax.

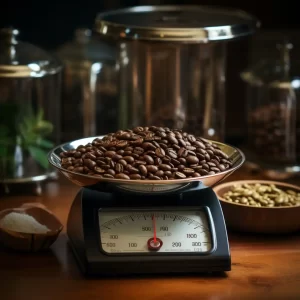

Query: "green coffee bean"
<box><xmin>222</xmin><ymin>183</ymin><xmax>300</xmax><ymax>208</ymax></box>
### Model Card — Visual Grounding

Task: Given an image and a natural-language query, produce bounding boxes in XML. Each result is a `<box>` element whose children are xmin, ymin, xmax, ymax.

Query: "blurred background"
<box><xmin>1</xmin><ymin>0</ymin><xmax>300</xmax><ymax>191</ymax></box>
<box><xmin>0</xmin><ymin>0</ymin><xmax>298</xmax><ymax>140</ymax></box>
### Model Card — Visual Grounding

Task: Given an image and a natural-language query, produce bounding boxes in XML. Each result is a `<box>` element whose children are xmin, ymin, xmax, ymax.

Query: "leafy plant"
<box><xmin>0</xmin><ymin>103</ymin><xmax>54</xmax><ymax>178</ymax></box>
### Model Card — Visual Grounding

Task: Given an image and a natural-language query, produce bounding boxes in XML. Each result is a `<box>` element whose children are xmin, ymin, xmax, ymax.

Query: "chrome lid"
<box><xmin>95</xmin><ymin>5</ymin><xmax>259</xmax><ymax>42</ymax></box>
<box><xmin>0</xmin><ymin>28</ymin><xmax>62</xmax><ymax>78</ymax></box>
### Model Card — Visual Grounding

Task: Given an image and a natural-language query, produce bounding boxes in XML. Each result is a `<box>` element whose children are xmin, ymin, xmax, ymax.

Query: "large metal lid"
<box><xmin>0</xmin><ymin>28</ymin><xmax>62</xmax><ymax>78</ymax></box>
<box><xmin>95</xmin><ymin>5</ymin><xmax>259</xmax><ymax>42</ymax></box>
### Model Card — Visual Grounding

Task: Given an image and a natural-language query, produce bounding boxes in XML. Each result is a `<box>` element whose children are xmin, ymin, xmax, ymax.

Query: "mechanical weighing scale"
<box><xmin>48</xmin><ymin>137</ymin><xmax>245</xmax><ymax>276</ymax></box>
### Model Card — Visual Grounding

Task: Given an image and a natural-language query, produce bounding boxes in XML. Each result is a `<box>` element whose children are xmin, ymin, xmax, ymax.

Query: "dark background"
<box><xmin>0</xmin><ymin>0</ymin><xmax>298</xmax><ymax>140</ymax></box>
<box><xmin>0</xmin><ymin>0</ymin><xmax>297</xmax><ymax>50</ymax></box>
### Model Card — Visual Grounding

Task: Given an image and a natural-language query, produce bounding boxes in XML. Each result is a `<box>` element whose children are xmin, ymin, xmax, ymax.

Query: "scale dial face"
<box><xmin>98</xmin><ymin>209</ymin><xmax>213</xmax><ymax>254</ymax></box>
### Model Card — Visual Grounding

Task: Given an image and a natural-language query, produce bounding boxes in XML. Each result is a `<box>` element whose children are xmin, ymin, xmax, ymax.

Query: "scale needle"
<box><xmin>152</xmin><ymin>214</ymin><xmax>157</xmax><ymax>242</ymax></box>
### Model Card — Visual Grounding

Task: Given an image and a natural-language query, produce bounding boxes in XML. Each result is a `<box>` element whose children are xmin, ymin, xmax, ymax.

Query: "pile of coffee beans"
<box><xmin>60</xmin><ymin>126</ymin><xmax>232</xmax><ymax>180</ymax></box>
<box><xmin>249</xmin><ymin>104</ymin><xmax>299</xmax><ymax>163</ymax></box>
<box><xmin>223</xmin><ymin>183</ymin><xmax>300</xmax><ymax>207</ymax></box>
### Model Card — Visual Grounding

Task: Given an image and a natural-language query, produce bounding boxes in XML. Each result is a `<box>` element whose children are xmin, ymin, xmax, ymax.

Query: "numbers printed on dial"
<box><xmin>99</xmin><ymin>210</ymin><xmax>212</xmax><ymax>254</ymax></box>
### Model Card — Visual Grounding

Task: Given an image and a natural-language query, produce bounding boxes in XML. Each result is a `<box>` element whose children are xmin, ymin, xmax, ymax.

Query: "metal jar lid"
<box><xmin>0</xmin><ymin>28</ymin><xmax>62</xmax><ymax>78</ymax></box>
<box><xmin>95</xmin><ymin>5</ymin><xmax>259</xmax><ymax>42</ymax></box>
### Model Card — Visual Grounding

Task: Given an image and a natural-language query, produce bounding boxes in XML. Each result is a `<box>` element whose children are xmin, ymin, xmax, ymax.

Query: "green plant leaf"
<box><xmin>28</xmin><ymin>146</ymin><xmax>49</xmax><ymax>169</ymax></box>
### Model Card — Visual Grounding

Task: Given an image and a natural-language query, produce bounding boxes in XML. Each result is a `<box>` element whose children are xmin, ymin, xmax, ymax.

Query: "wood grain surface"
<box><xmin>1</xmin><ymin>167</ymin><xmax>300</xmax><ymax>300</ymax></box>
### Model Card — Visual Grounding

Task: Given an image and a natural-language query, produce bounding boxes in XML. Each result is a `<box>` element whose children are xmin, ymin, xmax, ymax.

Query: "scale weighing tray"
<box><xmin>48</xmin><ymin>137</ymin><xmax>245</xmax><ymax>276</ymax></box>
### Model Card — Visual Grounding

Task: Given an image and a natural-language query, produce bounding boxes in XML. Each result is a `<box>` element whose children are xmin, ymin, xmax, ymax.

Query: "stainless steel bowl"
<box><xmin>48</xmin><ymin>137</ymin><xmax>245</xmax><ymax>193</ymax></box>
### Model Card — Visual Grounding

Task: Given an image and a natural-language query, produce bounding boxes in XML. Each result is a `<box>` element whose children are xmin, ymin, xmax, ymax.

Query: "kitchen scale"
<box><xmin>48</xmin><ymin>137</ymin><xmax>245</xmax><ymax>276</ymax></box>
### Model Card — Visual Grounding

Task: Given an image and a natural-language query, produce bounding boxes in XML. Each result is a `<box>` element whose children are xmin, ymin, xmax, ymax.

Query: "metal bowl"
<box><xmin>48</xmin><ymin>137</ymin><xmax>245</xmax><ymax>193</ymax></box>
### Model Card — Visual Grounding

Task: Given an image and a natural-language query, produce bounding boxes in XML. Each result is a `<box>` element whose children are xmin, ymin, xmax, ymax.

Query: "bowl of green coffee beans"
<box><xmin>214</xmin><ymin>180</ymin><xmax>300</xmax><ymax>234</ymax></box>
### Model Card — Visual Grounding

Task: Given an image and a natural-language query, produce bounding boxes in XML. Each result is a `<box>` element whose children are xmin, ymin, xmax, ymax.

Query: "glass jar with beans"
<box><xmin>241</xmin><ymin>41</ymin><xmax>300</xmax><ymax>178</ymax></box>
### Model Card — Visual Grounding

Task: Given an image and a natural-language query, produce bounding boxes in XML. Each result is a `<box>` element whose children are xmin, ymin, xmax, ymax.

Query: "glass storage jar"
<box><xmin>94</xmin><ymin>5</ymin><xmax>259</xmax><ymax>141</ymax></box>
<box><xmin>241</xmin><ymin>41</ymin><xmax>300</xmax><ymax>178</ymax></box>
<box><xmin>0</xmin><ymin>28</ymin><xmax>62</xmax><ymax>190</ymax></box>
<box><xmin>56</xmin><ymin>28</ymin><xmax>118</xmax><ymax>142</ymax></box>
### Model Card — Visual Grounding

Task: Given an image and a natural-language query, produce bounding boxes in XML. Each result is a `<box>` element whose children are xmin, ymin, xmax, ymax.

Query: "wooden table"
<box><xmin>1</xmin><ymin>167</ymin><xmax>300</xmax><ymax>300</ymax></box>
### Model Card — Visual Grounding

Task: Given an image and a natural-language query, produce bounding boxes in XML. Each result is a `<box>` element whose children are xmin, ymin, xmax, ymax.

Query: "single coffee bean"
<box><xmin>144</xmin><ymin>155</ymin><xmax>154</xmax><ymax>165</ymax></box>
<box><xmin>103</xmin><ymin>173</ymin><xmax>114</xmax><ymax>178</ymax></box>
<box><xmin>115</xmin><ymin>173</ymin><xmax>130</xmax><ymax>180</ymax></box>
<box><xmin>139</xmin><ymin>165</ymin><xmax>148</xmax><ymax>176</ymax></box>
<box><xmin>94</xmin><ymin>167</ymin><xmax>105</xmax><ymax>174</ymax></box>
<box><xmin>178</xmin><ymin>148</ymin><xmax>188</xmax><ymax>157</ymax></box>
<box><xmin>159</xmin><ymin>164</ymin><xmax>172</xmax><ymax>171</ymax></box>
<box><xmin>167</xmin><ymin>149</ymin><xmax>177</xmax><ymax>158</ymax></box>
<box><xmin>115</xmin><ymin>163</ymin><xmax>124</xmax><ymax>173</ymax></box>
<box><xmin>74</xmin><ymin>151</ymin><xmax>82</xmax><ymax>158</ymax></box>
<box><xmin>183</xmin><ymin>168</ymin><xmax>194</xmax><ymax>175</ymax></box>
<box><xmin>133</xmin><ymin>147</ymin><xmax>144</xmax><ymax>155</ymax></box>
<box><xmin>146</xmin><ymin>165</ymin><xmax>158</xmax><ymax>173</ymax></box>
<box><xmin>155</xmin><ymin>170</ymin><xmax>164</xmax><ymax>177</ymax></box>
<box><xmin>129</xmin><ymin>174</ymin><xmax>142</xmax><ymax>180</ymax></box>
<box><xmin>126</xmin><ymin>165</ymin><xmax>140</xmax><ymax>174</ymax></box>
<box><xmin>149</xmin><ymin>175</ymin><xmax>161</xmax><ymax>180</ymax></box>
<box><xmin>67</xmin><ymin>166</ymin><xmax>74</xmax><ymax>171</ymax></box>
<box><xmin>211</xmin><ymin>167</ymin><xmax>220</xmax><ymax>172</ymax></box>
<box><xmin>175</xmin><ymin>172</ymin><xmax>186</xmax><ymax>179</ymax></box>
<box><xmin>155</xmin><ymin>147</ymin><xmax>165</xmax><ymax>157</ymax></box>
<box><xmin>165</xmin><ymin>171</ymin><xmax>172</xmax><ymax>177</ymax></box>
<box><xmin>107</xmin><ymin>169</ymin><xmax>116</xmax><ymax>176</ymax></box>
<box><xmin>207</xmin><ymin>162</ymin><xmax>216</xmax><ymax>167</ymax></box>
<box><xmin>186</xmin><ymin>155</ymin><xmax>199</xmax><ymax>164</ymax></box>
<box><xmin>123</xmin><ymin>156</ymin><xmax>135</xmax><ymax>163</ymax></box>
<box><xmin>104</xmin><ymin>151</ymin><xmax>116</xmax><ymax>158</ymax></box>
<box><xmin>83</xmin><ymin>159</ymin><xmax>96</xmax><ymax>169</ymax></box>
<box><xmin>112</xmin><ymin>154</ymin><xmax>123</xmax><ymax>161</ymax></box>
<box><xmin>193</xmin><ymin>172</ymin><xmax>201</xmax><ymax>177</ymax></box>
<box><xmin>199</xmin><ymin>169</ymin><xmax>209</xmax><ymax>176</ymax></box>
<box><xmin>155</xmin><ymin>157</ymin><xmax>162</xmax><ymax>165</ymax></box>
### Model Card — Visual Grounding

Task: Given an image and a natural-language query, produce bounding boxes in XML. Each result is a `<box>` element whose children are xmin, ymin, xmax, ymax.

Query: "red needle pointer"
<box><xmin>147</xmin><ymin>214</ymin><xmax>163</xmax><ymax>251</ymax></box>
<box><xmin>152</xmin><ymin>214</ymin><xmax>157</xmax><ymax>242</ymax></box>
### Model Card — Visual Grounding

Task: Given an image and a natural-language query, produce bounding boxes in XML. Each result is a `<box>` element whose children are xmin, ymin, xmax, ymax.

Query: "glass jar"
<box><xmin>241</xmin><ymin>41</ymin><xmax>300</xmax><ymax>177</ymax></box>
<box><xmin>56</xmin><ymin>28</ymin><xmax>118</xmax><ymax>142</ymax></box>
<box><xmin>94</xmin><ymin>5</ymin><xmax>259</xmax><ymax>141</ymax></box>
<box><xmin>0</xmin><ymin>28</ymin><xmax>62</xmax><ymax>186</ymax></box>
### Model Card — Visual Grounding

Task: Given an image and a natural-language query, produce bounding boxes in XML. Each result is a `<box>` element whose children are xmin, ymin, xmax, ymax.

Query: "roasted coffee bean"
<box><xmin>115</xmin><ymin>173</ymin><xmax>130</xmax><ymax>180</ymax></box>
<box><xmin>83</xmin><ymin>159</ymin><xmax>96</xmax><ymax>169</ymax></box>
<box><xmin>167</xmin><ymin>149</ymin><xmax>177</xmax><ymax>158</ymax></box>
<box><xmin>183</xmin><ymin>168</ymin><xmax>194</xmax><ymax>175</ymax></box>
<box><xmin>155</xmin><ymin>170</ymin><xmax>164</xmax><ymax>177</ymax></box>
<box><xmin>186</xmin><ymin>155</ymin><xmax>199</xmax><ymax>164</ymax></box>
<box><xmin>165</xmin><ymin>171</ymin><xmax>172</xmax><ymax>177</ymax></box>
<box><xmin>133</xmin><ymin>147</ymin><xmax>144</xmax><ymax>155</ymax></box>
<box><xmin>129</xmin><ymin>174</ymin><xmax>141</xmax><ymax>180</ymax></box>
<box><xmin>144</xmin><ymin>155</ymin><xmax>154</xmax><ymax>165</ymax></box>
<box><xmin>159</xmin><ymin>164</ymin><xmax>171</xmax><ymax>171</ymax></box>
<box><xmin>107</xmin><ymin>169</ymin><xmax>116</xmax><ymax>176</ymax></box>
<box><xmin>112</xmin><ymin>154</ymin><xmax>123</xmax><ymax>161</ymax></box>
<box><xmin>94</xmin><ymin>167</ymin><xmax>106</xmax><ymax>174</ymax></box>
<box><xmin>146</xmin><ymin>165</ymin><xmax>158</xmax><ymax>173</ymax></box>
<box><xmin>155</xmin><ymin>157</ymin><xmax>162</xmax><ymax>165</ymax></box>
<box><xmin>123</xmin><ymin>156</ymin><xmax>135</xmax><ymax>163</ymax></box>
<box><xmin>139</xmin><ymin>165</ymin><xmax>148</xmax><ymax>176</ymax></box>
<box><xmin>60</xmin><ymin>126</ymin><xmax>232</xmax><ymax>180</ymax></box>
<box><xmin>175</xmin><ymin>172</ymin><xmax>186</xmax><ymax>179</ymax></box>
<box><xmin>155</xmin><ymin>147</ymin><xmax>165</xmax><ymax>157</ymax></box>
<box><xmin>126</xmin><ymin>165</ymin><xmax>139</xmax><ymax>174</ymax></box>
<box><xmin>199</xmin><ymin>169</ymin><xmax>209</xmax><ymax>176</ymax></box>
<box><xmin>115</xmin><ymin>163</ymin><xmax>124</xmax><ymax>173</ymax></box>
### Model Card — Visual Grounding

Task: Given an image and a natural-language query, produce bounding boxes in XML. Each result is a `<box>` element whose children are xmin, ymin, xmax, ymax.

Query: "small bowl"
<box><xmin>0</xmin><ymin>203</ymin><xmax>63</xmax><ymax>252</ymax></box>
<box><xmin>214</xmin><ymin>180</ymin><xmax>300</xmax><ymax>234</ymax></box>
